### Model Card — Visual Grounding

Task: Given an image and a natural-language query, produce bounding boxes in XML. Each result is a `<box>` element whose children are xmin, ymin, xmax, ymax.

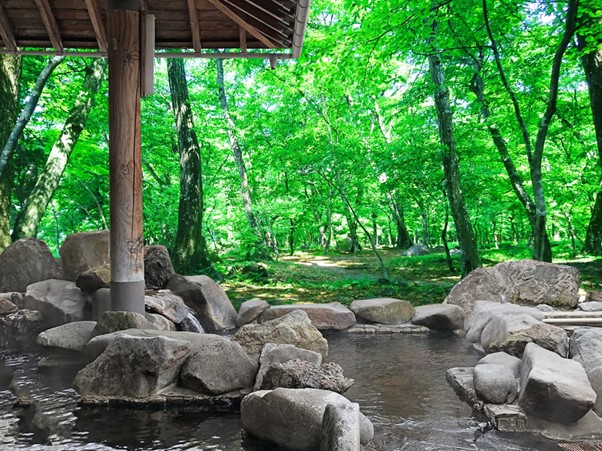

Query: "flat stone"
<box><xmin>518</xmin><ymin>343</ymin><xmax>596</xmax><ymax>424</ymax></box>
<box><xmin>484</xmin><ymin>404</ymin><xmax>528</xmax><ymax>433</ymax></box>
<box><xmin>344</xmin><ymin>323</ymin><xmax>428</xmax><ymax>334</ymax></box>
<box><xmin>235</xmin><ymin>310</ymin><xmax>329</xmax><ymax>359</ymax></box>
<box><xmin>236</xmin><ymin>299</ymin><xmax>270</xmax><ymax>327</ymax></box>
<box><xmin>569</xmin><ymin>328</ymin><xmax>602</xmax><ymax>374</ymax></box>
<box><xmin>320</xmin><ymin>402</ymin><xmax>361</xmax><ymax>451</ymax></box>
<box><xmin>60</xmin><ymin>230</ymin><xmax>110</xmax><ymax>281</ymax></box>
<box><xmin>578</xmin><ymin>301</ymin><xmax>602</xmax><ymax>312</ymax></box>
<box><xmin>411</xmin><ymin>303</ymin><xmax>464</xmax><ymax>330</ymax></box>
<box><xmin>23</xmin><ymin>279</ymin><xmax>87</xmax><ymax>328</ymax></box>
<box><xmin>36</xmin><ymin>321</ymin><xmax>97</xmax><ymax>352</ymax></box>
<box><xmin>260</xmin><ymin>303</ymin><xmax>356</xmax><ymax>330</ymax></box>
<box><xmin>0</xmin><ymin>238</ymin><xmax>62</xmax><ymax>293</ymax></box>
<box><xmin>527</xmin><ymin>410</ymin><xmax>602</xmax><ymax>441</ymax></box>
<box><xmin>259</xmin><ymin>361</ymin><xmax>353</xmax><ymax>393</ymax></box>
<box><xmin>255</xmin><ymin>343</ymin><xmax>322</xmax><ymax>390</ymax></box>
<box><xmin>350</xmin><ymin>298</ymin><xmax>413</xmax><ymax>325</ymax></box>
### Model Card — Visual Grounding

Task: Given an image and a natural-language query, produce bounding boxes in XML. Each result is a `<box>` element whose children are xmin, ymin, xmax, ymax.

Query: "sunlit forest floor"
<box><xmin>221</xmin><ymin>244</ymin><xmax>602</xmax><ymax>309</ymax></box>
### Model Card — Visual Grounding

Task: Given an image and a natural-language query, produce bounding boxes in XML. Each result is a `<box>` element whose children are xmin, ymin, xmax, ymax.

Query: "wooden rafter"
<box><xmin>242</xmin><ymin>0</ymin><xmax>294</xmax><ymax>26</ymax></box>
<box><xmin>239</xmin><ymin>27</ymin><xmax>247</xmax><ymax>52</ymax></box>
<box><xmin>207</xmin><ymin>0</ymin><xmax>277</xmax><ymax>49</ymax></box>
<box><xmin>222</xmin><ymin>0</ymin><xmax>290</xmax><ymax>42</ymax></box>
<box><xmin>85</xmin><ymin>0</ymin><xmax>107</xmax><ymax>53</ymax></box>
<box><xmin>0</xmin><ymin>2</ymin><xmax>17</xmax><ymax>51</ymax></box>
<box><xmin>34</xmin><ymin>0</ymin><xmax>63</xmax><ymax>53</ymax></box>
<box><xmin>187</xmin><ymin>0</ymin><xmax>202</xmax><ymax>53</ymax></box>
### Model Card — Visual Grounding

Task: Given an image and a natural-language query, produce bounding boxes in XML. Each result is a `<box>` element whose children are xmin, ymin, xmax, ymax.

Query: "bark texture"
<box><xmin>167</xmin><ymin>58</ymin><xmax>212</xmax><ymax>273</ymax></box>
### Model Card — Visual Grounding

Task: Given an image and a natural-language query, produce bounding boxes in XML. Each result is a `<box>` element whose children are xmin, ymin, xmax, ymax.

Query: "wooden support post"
<box><xmin>107</xmin><ymin>0</ymin><xmax>145</xmax><ymax>313</ymax></box>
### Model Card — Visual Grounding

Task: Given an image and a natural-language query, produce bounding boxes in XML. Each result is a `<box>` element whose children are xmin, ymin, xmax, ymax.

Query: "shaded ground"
<box><xmin>222</xmin><ymin>247</ymin><xmax>602</xmax><ymax>309</ymax></box>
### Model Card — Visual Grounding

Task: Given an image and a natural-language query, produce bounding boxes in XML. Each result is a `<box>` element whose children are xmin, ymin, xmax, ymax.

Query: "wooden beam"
<box><xmin>207</xmin><ymin>0</ymin><xmax>277</xmax><ymax>49</ymax></box>
<box><xmin>107</xmin><ymin>3</ymin><xmax>145</xmax><ymax>314</ymax></box>
<box><xmin>222</xmin><ymin>0</ymin><xmax>290</xmax><ymax>41</ymax></box>
<box><xmin>0</xmin><ymin>3</ymin><xmax>17</xmax><ymax>51</ymax></box>
<box><xmin>34</xmin><ymin>0</ymin><xmax>64</xmax><ymax>53</ymax></box>
<box><xmin>187</xmin><ymin>0</ymin><xmax>202</xmax><ymax>53</ymax></box>
<box><xmin>140</xmin><ymin>13</ymin><xmax>155</xmax><ymax>97</ymax></box>
<box><xmin>85</xmin><ymin>0</ymin><xmax>107</xmax><ymax>53</ymax></box>
<box><xmin>239</xmin><ymin>27</ymin><xmax>247</xmax><ymax>52</ymax></box>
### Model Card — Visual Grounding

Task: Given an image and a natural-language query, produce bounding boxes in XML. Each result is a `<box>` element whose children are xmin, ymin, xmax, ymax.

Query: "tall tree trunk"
<box><xmin>0</xmin><ymin>54</ymin><xmax>21</xmax><ymax>251</ymax></box>
<box><xmin>428</xmin><ymin>23</ymin><xmax>481</xmax><ymax>276</ymax></box>
<box><xmin>167</xmin><ymin>58</ymin><xmax>212</xmax><ymax>274</ymax></box>
<box><xmin>390</xmin><ymin>197</ymin><xmax>412</xmax><ymax>248</ymax></box>
<box><xmin>12</xmin><ymin>58</ymin><xmax>105</xmax><ymax>240</ymax></box>
<box><xmin>215</xmin><ymin>58</ymin><xmax>268</xmax><ymax>258</ymax></box>
<box><xmin>579</xmin><ymin>5</ymin><xmax>602</xmax><ymax>254</ymax></box>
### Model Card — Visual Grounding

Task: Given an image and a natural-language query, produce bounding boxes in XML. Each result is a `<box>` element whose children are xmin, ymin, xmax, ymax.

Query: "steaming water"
<box><xmin>0</xmin><ymin>334</ymin><xmax>561</xmax><ymax>450</ymax></box>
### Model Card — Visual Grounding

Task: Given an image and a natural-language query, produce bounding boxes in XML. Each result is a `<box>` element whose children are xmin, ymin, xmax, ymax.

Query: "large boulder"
<box><xmin>480</xmin><ymin>313</ymin><xmax>569</xmax><ymax>357</ymax></box>
<box><xmin>36</xmin><ymin>321</ymin><xmax>97</xmax><ymax>353</ymax></box>
<box><xmin>75</xmin><ymin>264</ymin><xmax>110</xmax><ymax>293</ymax></box>
<box><xmin>166</xmin><ymin>274</ymin><xmax>236</xmax><ymax>332</ymax></box>
<box><xmin>411</xmin><ymin>304</ymin><xmax>464</xmax><ymax>330</ymax></box>
<box><xmin>236</xmin><ymin>299</ymin><xmax>270</xmax><ymax>327</ymax></box>
<box><xmin>144</xmin><ymin>245</ymin><xmax>175</xmax><ymax>290</ymax></box>
<box><xmin>74</xmin><ymin>334</ymin><xmax>190</xmax><ymax>398</ymax></box>
<box><xmin>23</xmin><ymin>279</ymin><xmax>87</xmax><ymax>328</ymax></box>
<box><xmin>403</xmin><ymin>244</ymin><xmax>430</xmax><ymax>256</ymax></box>
<box><xmin>235</xmin><ymin>310</ymin><xmax>329</xmax><ymax>359</ymax></box>
<box><xmin>569</xmin><ymin>328</ymin><xmax>602</xmax><ymax>374</ymax></box>
<box><xmin>259</xmin><ymin>360</ymin><xmax>353</xmax><ymax>394</ymax></box>
<box><xmin>241</xmin><ymin>388</ymin><xmax>374</xmax><ymax>450</ymax></box>
<box><xmin>518</xmin><ymin>343</ymin><xmax>596</xmax><ymax>424</ymax></box>
<box><xmin>260</xmin><ymin>303</ymin><xmax>356</xmax><ymax>330</ymax></box>
<box><xmin>179</xmin><ymin>340</ymin><xmax>257</xmax><ymax>395</ymax></box>
<box><xmin>465</xmin><ymin>301</ymin><xmax>544</xmax><ymax>344</ymax></box>
<box><xmin>0</xmin><ymin>238</ymin><xmax>62</xmax><ymax>293</ymax></box>
<box><xmin>60</xmin><ymin>230</ymin><xmax>110</xmax><ymax>281</ymax></box>
<box><xmin>145</xmin><ymin>291</ymin><xmax>203</xmax><ymax>333</ymax></box>
<box><xmin>0</xmin><ymin>309</ymin><xmax>44</xmax><ymax>350</ymax></box>
<box><xmin>254</xmin><ymin>343</ymin><xmax>322</xmax><ymax>390</ymax></box>
<box><xmin>349</xmin><ymin>298</ymin><xmax>413</xmax><ymax>325</ymax></box>
<box><xmin>473</xmin><ymin>353</ymin><xmax>521</xmax><ymax>404</ymax></box>
<box><xmin>91</xmin><ymin>311</ymin><xmax>159</xmax><ymax>338</ymax></box>
<box><xmin>585</xmin><ymin>291</ymin><xmax>602</xmax><ymax>302</ymax></box>
<box><xmin>445</xmin><ymin>260</ymin><xmax>580</xmax><ymax>314</ymax></box>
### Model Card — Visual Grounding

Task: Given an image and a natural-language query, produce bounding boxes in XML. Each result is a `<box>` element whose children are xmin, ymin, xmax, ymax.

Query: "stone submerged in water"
<box><xmin>518</xmin><ymin>343</ymin><xmax>596</xmax><ymax>424</ymax></box>
<box><xmin>235</xmin><ymin>310</ymin><xmax>329</xmax><ymax>358</ymax></box>
<box><xmin>411</xmin><ymin>303</ymin><xmax>464</xmax><ymax>331</ymax></box>
<box><xmin>350</xmin><ymin>298</ymin><xmax>414</xmax><ymax>325</ymax></box>
<box><xmin>259</xmin><ymin>303</ymin><xmax>356</xmax><ymax>330</ymax></box>
<box><xmin>320</xmin><ymin>402</ymin><xmax>361</xmax><ymax>451</ymax></box>
<box><xmin>241</xmin><ymin>388</ymin><xmax>373</xmax><ymax>450</ymax></box>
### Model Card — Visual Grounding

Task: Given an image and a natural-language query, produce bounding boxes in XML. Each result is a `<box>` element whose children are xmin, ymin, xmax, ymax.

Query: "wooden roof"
<box><xmin>0</xmin><ymin>0</ymin><xmax>310</xmax><ymax>58</ymax></box>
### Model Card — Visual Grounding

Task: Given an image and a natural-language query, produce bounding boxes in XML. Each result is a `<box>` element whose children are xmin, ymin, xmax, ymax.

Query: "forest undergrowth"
<box><xmin>221</xmin><ymin>243</ymin><xmax>602</xmax><ymax>310</ymax></box>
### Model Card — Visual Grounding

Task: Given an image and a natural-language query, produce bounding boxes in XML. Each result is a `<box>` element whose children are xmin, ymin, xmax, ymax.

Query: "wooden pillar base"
<box><xmin>111</xmin><ymin>281</ymin><xmax>145</xmax><ymax>314</ymax></box>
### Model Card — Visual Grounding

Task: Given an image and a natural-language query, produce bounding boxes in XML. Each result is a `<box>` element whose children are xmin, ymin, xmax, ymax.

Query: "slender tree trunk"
<box><xmin>441</xmin><ymin>196</ymin><xmax>455</xmax><ymax>274</ymax></box>
<box><xmin>0</xmin><ymin>56</ymin><xmax>64</xmax><ymax>182</ymax></box>
<box><xmin>390</xmin><ymin>196</ymin><xmax>412</xmax><ymax>248</ymax></box>
<box><xmin>0</xmin><ymin>54</ymin><xmax>21</xmax><ymax>251</ymax></box>
<box><xmin>428</xmin><ymin>24</ymin><xmax>481</xmax><ymax>276</ymax></box>
<box><xmin>579</xmin><ymin>6</ymin><xmax>602</xmax><ymax>254</ymax></box>
<box><xmin>215</xmin><ymin>58</ymin><xmax>268</xmax><ymax>258</ymax></box>
<box><xmin>12</xmin><ymin>58</ymin><xmax>105</xmax><ymax>240</ymax></box>
<box><xmin>167</xmin><ymin>58</ymin><xmax>212</xmax><ymax>274</ymax></box>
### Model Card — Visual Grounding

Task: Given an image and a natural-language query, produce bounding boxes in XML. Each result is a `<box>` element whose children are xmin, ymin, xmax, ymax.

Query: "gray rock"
<box><xmin>145</xmin><ymin>313</ymin><xmax>177</xmax><ymax>331</ymax></box>
<box><xmin>0</xmin><ymin>309</ymin><xmax>44</xmax><ymax>349</ymax></box>
<box><xmin>255</xmin><ymin>343</ymin><xmax>322</xmax><ymax>390</ymax></box>
<box><xmin>578</xmin><ymin>301</ymin><xmax>602</xmax><ymax>312</ymax></box>
<box><xmin>259</xmin><ymin>360</ymin><xmax>353</xmax><ymax>393</ymax></box>
<box><xmin>321</xmin><ymin>402</ymin><xmax>361</xmax><ymax>451</ymax></box>
<box><xmin>179</xmin><ymin>340</ymin><xmax>257</xmax><ymax>395</ymax></box>
<box><xmin>36</xmin><ymin>321</ymin><xmax>97</xmax><ymax>352</ymax></box>
<box><xmin>166</xmin><ymin>274</ymin><xmax>237</xmax><ymax>332</ymax></box>
<box><xmin>477</xmin><ymin>352</ymin><xmax>522</xmax><ymax>376</ymax></box>
<box><xmin>0</xmin><ymin>238</ymin><xmax>62</xmax><ymax>293</ymax></box>
<box><xmin>349</xmin><ymin>298</ymin><xmax>413</xmax><ymax>325</ymax></box>
<box><xmin>474</xmin><ymin>363</ymin><xmax>519</xmax><ymax>404</ymax></box>
<box><xmin>144</xmin><ymin>245</ymin><xmax>175</xmax><ymax>290</ymax></box>
<box><xmin>23</xmin><ymin>279</ymin><xmax>87</xmax><ymax>328</ymax></box>
<box><xmin>535</xmin><ymin>304</ymin><xmax>555</xmax><ymax>313</ymax></box>
<box><xmin>569</xmin><ymin>328</ymin><xmax>602</xmax><ymax>374</ymax></box>
<box><xmin>465</xmin><ymin>301</ymin><xmax>544</xmax><ymax>344</ymax></box>
<box><xmin>91</xmin><ymin>311</ymin><xmax>159</xmax><ymax>338</ymax></box>
<box><xmin>411</xmin><ymin>304</ymin><xmax>464</xmax><ymax>330</ymax></box>
<box><xmin>585</xmin><ymin>291</ymin><xmax>602</xmax><ymax>303</ymax></box>
<box><xmin>0</xmin><ymin>292</ymin><xmax>23</xmax><ymax>309</ymax></box>
<box><xmin>403</xmin><ymin>244</ymin><xmax>430</xmax><ymax>256</ymax></box>
<box><xmin>74</xmin><ymin>334</ymin><xmax>190</xmax><ymax>398</ymax></box>
<box><xmin>260</xmin><ymin>303</ymin><xmax>356</xmax><ymax>330</ymax></box>
<box><xmin>75</xmin><ymin>264</ymin><xmax>110</xmax><ymax>293</ymax></box>
<box><xmin>444</xmin><ymin>268</ymin><xmax>507</xmax><ymax>315</ymax></box>
<box><xmin>60</xmin><ymin>230</ymin><xmax>110</xmax><ymax>281</ymax></box>
<box><xmin>236</xmin><ymin>299</ymin><xmax>270</xmax><ymax>327</ymax></box>
<box><xmin>235</xmin><ymin>310</ymin><xmax>329</xmax><ymax>359</ymax></box>
<box><xmin>0</xmin><ymin>298</ymin><xmax>18</xmax><ymax>315</ymax></box>
<box><xmin>145</xmin><ymin>291</ymin><xmax>203</xmax><ymax>332</ymax></box>
<box><xmin>587</xmin><ymin>365</ymin><xmax>602</xmax><ymax>416</ymax></box>
<box><xmin>91</xmin><ymin>288</ymin><xmax>111</xmax><ymax>320</ymax></box>
<box><xmin>518</xmin><ymin>343</ymin><xmax>596</xmax><ymax>424</ymax></box>
<box><xmin>481</xmin><ymin>313</ymin><xmax>568</xmax><ymax>357</ymax></box>
<box><xmin>241</xmin><ymin>388</ymin><xmax>374</xmax><ymax>450</ymax></box>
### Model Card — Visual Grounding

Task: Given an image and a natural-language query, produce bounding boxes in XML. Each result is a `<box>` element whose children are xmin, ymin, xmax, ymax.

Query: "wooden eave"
<box><xmin>0</xmin><ymin>0</ymin><xmax>310</xmax><ymax>59</ymax></box>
